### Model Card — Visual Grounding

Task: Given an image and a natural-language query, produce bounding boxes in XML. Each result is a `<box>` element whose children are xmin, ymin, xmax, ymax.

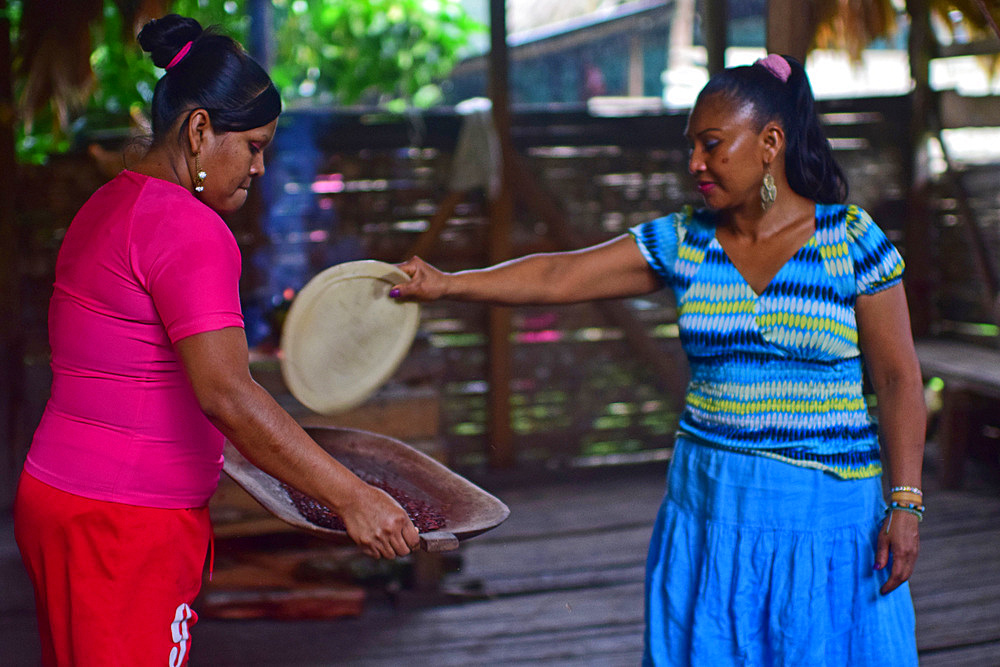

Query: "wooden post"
<box><xmin>628</xmin><ymin>34</ymin><xmax>644</xmax><ymax>97</ymax></box>
<box><xmin>668</xmin><ymin>0</ymin><xmax>695</xmax><ymax>70</ymax></box>
<box><xmin>486</xmin><ymin>0</ymin><xmax>515</xmax><ymax>469</ymax></box>
<box><xmin>765</xmin><ymin>0</ymin><xmax>811</xmax><ymax>62</ymax></box>
<box><xmin>247</xmin><ymin>0</ymin><xmax>275</xmax><ymax>71</ymax></box>
<box><xmin>902</xmin><ymin>0</ymin><xmax>936</xmax><ymax>337</ymax></box>
<box><xmin>0</xmin><ymin>0</ymin><xmax>21</xmax><ymax>506</ymax></box>
<box><xmin>938</xmin><ymin>387</ymin><xmax>973</xmax><ymax>489</ymax></box>
<box><xmin>703</xmin><ymin>0</ymin><xmax>728</xmax><ymax>75</ymax></box>
<box><xmin>403</xmin><ymin>190</ymin><xmax>465</xmax><ymax>261</ymax></box>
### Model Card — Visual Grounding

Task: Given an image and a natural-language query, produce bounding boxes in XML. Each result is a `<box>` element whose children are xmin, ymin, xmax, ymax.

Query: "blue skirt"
<box><xmin>644</xmin><ymin>436</ymin><xmax>918</xmax><ymax>666</ymax></box>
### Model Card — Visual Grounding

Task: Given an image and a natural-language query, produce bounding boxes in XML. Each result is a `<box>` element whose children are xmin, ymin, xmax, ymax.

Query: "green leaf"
<box><xmin>13</xmin><ymin>0</ymin><xmax>484</xmax><ymax>162</ymax></box>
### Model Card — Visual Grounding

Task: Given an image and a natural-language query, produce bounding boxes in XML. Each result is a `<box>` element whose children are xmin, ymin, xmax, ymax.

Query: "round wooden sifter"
<box><xmin>279</xmin><ymin>260</ymin><xmax>420</xmax><ymax>415</ymax></box>
<box><xmin>222</xmin><ymin>426</ymin><xmax>510</xmax><ymax>552</ymax></box>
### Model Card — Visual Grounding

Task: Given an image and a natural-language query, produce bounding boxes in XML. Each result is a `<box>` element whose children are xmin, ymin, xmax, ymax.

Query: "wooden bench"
<box><xmin>915</xmin><ymin>339</ymin><xmax>1000</xmax><ymax>488</ymax></box>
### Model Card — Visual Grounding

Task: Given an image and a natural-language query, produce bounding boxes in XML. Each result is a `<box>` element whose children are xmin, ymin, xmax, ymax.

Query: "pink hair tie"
<box><xmin>165</xmin><ymin>41</ymin><xmax>193</xmax><ymax>71</ymax></box>
<box><xmin>755</xmin><ymin>54</ymin><xmax>791</xmax><ymax>83</ymax></box>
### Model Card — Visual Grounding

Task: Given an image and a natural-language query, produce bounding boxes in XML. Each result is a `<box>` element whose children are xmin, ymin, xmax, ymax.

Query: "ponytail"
<box><xmin>696</xmin><ymin>55</ymin><xmax>847</xmax><ymax>204</ymax></box>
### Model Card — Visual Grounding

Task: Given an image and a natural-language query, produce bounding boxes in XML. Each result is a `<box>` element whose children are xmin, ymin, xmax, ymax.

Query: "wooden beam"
<box><xmin>489</xmin><ymin>0</ymin><xmax>512</xmax><ymax>145</ymax></box>
<box><xmin>247</xmin><ymin>0</ymin><xmax>275</xmax><ymax>71</ymax></box>
<box><xmin>703</xmin><ymin>0</ymin><xmax>728</xmax><ymax>75</ymax></box>
<box><xmin>487</xmin><ymin>0</ymin><xmax>515</xmax><ymax>469</ymax></box>
<box><xmin>938</xmin><ymin>91</ymin><xmax>1000</xmax><ymax>129</ymax></box>
<box><xmin>903</xmin><ymin>0</ymin><xmax>936</xmax><ymax>337</ymax></box>
<box><xmin>628</xmin><ymin>34</ymin><xmax>644</xmax><ymax>97</ymax></box>
<box><xmin>975</xmin><ymin>0</ymin><xmax>1000</xmax><ymax>40</ymax></box>
<box><xmin>907</xmin><ymin>1</ymin><xmax>1000</xmax><ymax>326</ymax></box>
<box><xmin>0</xmin><ymin>0</ymin><xmax>22</xmax><ymax>499</ymax></box>
<box><xmin>505</xmin><ymin>149</ymin><xmax>689</xmax><ymax>411</ymax></box>
<box><xmin>668</xmin><ymin>0</ymin><xmax>695</xmax><ymax>71</ymax></box>
<box><xmin>765</xmin><ymin>0</ymin><xmax>811</xmax><ymax>62</ymax></box>
<box><xmin>936</xmin><ymin>38</ymin><xmax>1000</xmax><ymax>59</ymax></box>
<box><xmin>402</xmin><ymin>190</ymin><xmax>465</xmax><ymax>261</ymax></box>
<box><xmin>931</xmin><ymin>113</ymin><xmax>1000</xmax><ymax>306</ymax></box>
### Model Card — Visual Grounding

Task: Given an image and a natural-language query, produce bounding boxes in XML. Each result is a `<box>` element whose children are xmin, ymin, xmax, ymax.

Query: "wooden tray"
<box><xmin>222</xmin><ymin>426</ymin><xmax>509</xmax><ymax>552</ymax></box>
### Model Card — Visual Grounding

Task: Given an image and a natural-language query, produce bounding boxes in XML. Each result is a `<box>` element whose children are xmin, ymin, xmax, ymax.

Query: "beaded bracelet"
<box><xmin>886</xmin><ymin>501</ymin><xmax>925</xmax><ymax>521</ymax></box>
<box><xmin>890</xmin><ymin>486</ymin><xmax>923</xmax><ymax>497</ymax></box>
<box><xmin>889</xmin><ymin>500</ymin><xmax>925</xmax><ymax>511</ymax></box>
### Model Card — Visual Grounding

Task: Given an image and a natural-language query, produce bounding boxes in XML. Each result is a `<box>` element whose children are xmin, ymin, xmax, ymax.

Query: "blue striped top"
<box><xmin>629</xmin><ymin>204</ymin><xmax>904</xmax><ymax>479</ymax></box>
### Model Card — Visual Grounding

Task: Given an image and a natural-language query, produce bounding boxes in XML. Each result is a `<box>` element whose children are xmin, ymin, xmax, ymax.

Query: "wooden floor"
<box><xmin>2</xmin><ymin>451</ymin><xmax>999</xmax><ymax>666</ymax></box>
<box><xmin>194</xmin><ymin>452</ymin><xmax>1000</xmax><ymax>666</ymax></box>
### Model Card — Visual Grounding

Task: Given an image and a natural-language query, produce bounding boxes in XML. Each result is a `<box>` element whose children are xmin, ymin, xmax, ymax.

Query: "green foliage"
<box><xmin>5</xmin><ymin>0</ymin><xmax>68</xmax><ymax>163</ymax></box>
<box><xmin>78</xmin><ymin>6</ymin><xmax>166</xmax><ymax>137</ymax></box>
<box><xmin>269</xmin><ymin>0</ymin><xmax>484</xmax><ymax>111</ymax></box>
<box><xmin>13</xmin><ymin>0</ymin><xmax>249</xmax><ymax>163</ymax></box>
<box><xmin>12</xmin><ymin>0</ymin><xmax>483</xmax><ymax>163</ymax></box>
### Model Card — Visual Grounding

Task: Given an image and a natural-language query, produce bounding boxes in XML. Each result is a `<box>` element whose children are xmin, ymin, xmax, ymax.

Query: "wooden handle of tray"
<box><xmin>419</xmin><ymin>531</ymin><xmax>460</xmax><ymax>552</ymax></box>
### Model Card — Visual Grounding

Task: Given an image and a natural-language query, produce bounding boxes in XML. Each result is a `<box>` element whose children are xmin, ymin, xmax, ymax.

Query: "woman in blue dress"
<box><xmin>391</xmin><ymin>54</ymin><xmax>924</xmax><ymax>665</ymax></box>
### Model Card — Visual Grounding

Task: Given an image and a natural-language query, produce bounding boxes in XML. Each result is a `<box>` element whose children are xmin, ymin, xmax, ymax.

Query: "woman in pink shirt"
<box><xmin>14</xmin><ymin>14</ymin><xmax>419</xmax><ymax>666</ymax></box>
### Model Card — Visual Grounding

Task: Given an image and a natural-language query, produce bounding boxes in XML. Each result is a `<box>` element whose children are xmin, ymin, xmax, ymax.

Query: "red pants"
<box><xmin>14</xmin><ymin>471</ymin><xmax>211</xmax><ymax>667</ymax></box>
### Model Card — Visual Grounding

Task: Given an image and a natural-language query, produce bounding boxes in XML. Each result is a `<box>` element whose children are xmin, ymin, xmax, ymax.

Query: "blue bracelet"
<box><xmin>888</xmin><ymin>500</ymin><xmax>925</xmax><ymax>511</ymax></box>
<box><xmin>886</xmin><ymin>501</ymin><xmax>924</xmax><ymax>521</ymax></box>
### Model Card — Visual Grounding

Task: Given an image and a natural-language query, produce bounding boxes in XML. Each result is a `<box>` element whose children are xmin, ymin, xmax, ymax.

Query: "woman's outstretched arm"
<box><xmin>391</xmin><ymin>234</ymin><xmax>660</xmax><ymax>305</ymax></box>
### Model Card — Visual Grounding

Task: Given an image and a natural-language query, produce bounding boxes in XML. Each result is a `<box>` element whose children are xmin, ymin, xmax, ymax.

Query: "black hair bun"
<box><xmin>137</xmin><ymin>14</ymin><xmax>204</xmax><ymax>69</ymax></box>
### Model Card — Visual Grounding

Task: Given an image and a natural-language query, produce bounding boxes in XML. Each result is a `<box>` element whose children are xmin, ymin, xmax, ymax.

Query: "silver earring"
<box><xmin>194</xmin><ymin>153</ymin><xmax>206</xmax><ymax>193</ymax></box>
<box><xmin>760</xmin><ymin>169</ymin><xmax>776</xmax><ymax>211</ymax></box>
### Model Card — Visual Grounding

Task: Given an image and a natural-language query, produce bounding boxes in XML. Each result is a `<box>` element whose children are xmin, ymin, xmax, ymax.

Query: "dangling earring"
<box><xmin>760</xmin><ymin>166</ymin><xmax>777</xmax><ymax>211</ymax></box>
<box><xmin>193</xmin><ymin>152</ymin><xmax>207</xmax><ymax>193</ymax></box>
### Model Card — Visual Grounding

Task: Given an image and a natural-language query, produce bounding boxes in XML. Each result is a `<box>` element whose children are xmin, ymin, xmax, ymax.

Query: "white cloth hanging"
<box><xmin>449</xmin><ymin>97</ymin><xmax>502</xmax><ymax>200</ymax></box>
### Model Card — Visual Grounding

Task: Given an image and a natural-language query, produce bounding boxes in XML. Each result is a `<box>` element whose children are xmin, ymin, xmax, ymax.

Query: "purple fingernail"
<box><xmin>389</xmin><ymin>288</ymin><xmax>400</xmax><ymax>298</ymax></box>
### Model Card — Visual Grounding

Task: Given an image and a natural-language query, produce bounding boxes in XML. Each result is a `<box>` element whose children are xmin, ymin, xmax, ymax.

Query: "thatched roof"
<box><xmin>812</xmin><ymin>0</ymin><xmax>1000</xmax><ymax>60</ymax></box>
<box><xmin>15</xmin><ymin>0</ymin><xmax>168</xmax><ymax>130</ymax></box>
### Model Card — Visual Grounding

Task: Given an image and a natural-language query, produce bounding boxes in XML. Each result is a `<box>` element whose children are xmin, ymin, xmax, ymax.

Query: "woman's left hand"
<box><xmin>856</xmin><ymin>285</ymin><xmax>925</xmax><ymax>596</ymax></box>
<box><xmin>875</xmin><ymin>509</ymin><xmax>920</xmax><ymax>594</ymax></box>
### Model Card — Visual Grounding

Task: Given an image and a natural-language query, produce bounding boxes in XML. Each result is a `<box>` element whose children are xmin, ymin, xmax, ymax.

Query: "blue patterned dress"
<box><xmin>630</xmin><ymin>204</ymin><xmax>918</xmax><ymax>666</ymax></box>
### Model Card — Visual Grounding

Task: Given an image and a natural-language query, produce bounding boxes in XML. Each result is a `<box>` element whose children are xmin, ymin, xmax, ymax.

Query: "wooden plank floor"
<box><xmin>188</xmin><ymin>467</ymin><xmax>660</xmax><ymax>666</ymax></box>
<box><xmin>2</xmin><ymin>452</ymin><xmax>999</xmax><ymax>665</ymax></box>
<box><xmin>182</xmin><ymin>453</ymin><xmax>1000</xmax><ymax>667</ymax></box>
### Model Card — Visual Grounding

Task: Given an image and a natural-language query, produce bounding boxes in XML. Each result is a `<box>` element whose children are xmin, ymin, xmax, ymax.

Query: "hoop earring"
<box><xmin>760</xmin><ymin>167</ymin><xmax>777</xmax><ymax>211</ymax></box>
<box><xmin>193</xmin><ymin>153</ymin><xmax>207</xmax><ymax>193</ymax></box>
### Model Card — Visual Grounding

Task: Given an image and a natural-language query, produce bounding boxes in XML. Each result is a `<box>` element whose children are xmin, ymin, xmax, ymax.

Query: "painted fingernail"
<box><xmin>389</xmin><ymin>288</ymin><xmax>400</xmax><ymax>298</ymax></box>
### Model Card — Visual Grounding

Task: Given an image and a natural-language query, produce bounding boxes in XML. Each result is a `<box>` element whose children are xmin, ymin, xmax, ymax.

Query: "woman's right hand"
<box><xmin>390</xmin><ymin>256</ymin><xmax>450</xmax><ymax>302</ymax></box>
<box><xmin>338</xmin><ymin>481</ymin><xmax>420</xmax><ymax>559</ymax></box>
<box><xmin>176</xmin><ymin>327</ymin><xmax>421</xmax><ymax>559</ymax></box>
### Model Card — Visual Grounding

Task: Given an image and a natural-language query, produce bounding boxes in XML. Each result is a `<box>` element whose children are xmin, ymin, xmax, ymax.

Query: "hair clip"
<box><xmin>166</xmin><ymin>41</ymin><xmax>193</xmax><ymax>71</ymax></box>
<box><xmin>755</xmin><ymin>54</ymin><xmax>791</xmax><ymax>83</ymax></box>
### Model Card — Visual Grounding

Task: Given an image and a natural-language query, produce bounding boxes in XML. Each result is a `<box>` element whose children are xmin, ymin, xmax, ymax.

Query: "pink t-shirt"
<box><xmin>25</xmin><ymin>170</ymin><xmax>244</xmax><ymax>508</ymax></box>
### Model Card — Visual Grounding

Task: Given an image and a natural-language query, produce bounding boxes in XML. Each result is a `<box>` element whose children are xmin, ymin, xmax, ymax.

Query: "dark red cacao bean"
<box><xmin>282</xmin><ymin>478</ymin><xmax>447</xmax><ymax>533</ymax></box>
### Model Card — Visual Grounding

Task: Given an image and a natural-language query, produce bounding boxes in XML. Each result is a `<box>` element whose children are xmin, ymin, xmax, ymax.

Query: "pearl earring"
<box><xmin>193</xmin><ymin>153</ymin><xmax>207</xmax><ymax>193</ymax></box>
